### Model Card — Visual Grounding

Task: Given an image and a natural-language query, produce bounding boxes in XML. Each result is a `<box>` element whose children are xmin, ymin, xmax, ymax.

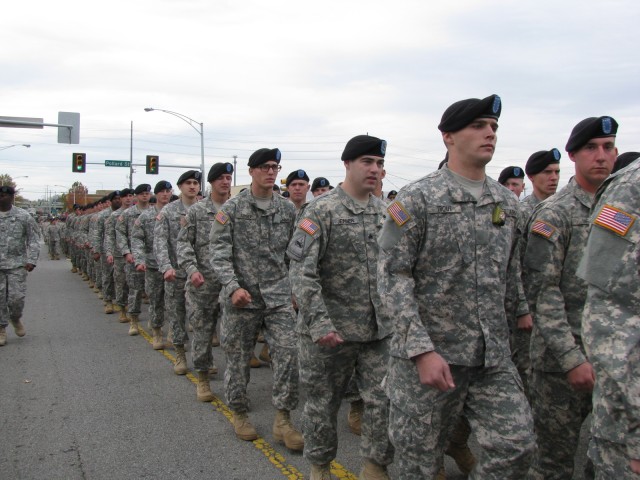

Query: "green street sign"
<box><xmin>105</xmin><ymin>160</ymin><xmax>131</xmax><ymax>167</ymax></box>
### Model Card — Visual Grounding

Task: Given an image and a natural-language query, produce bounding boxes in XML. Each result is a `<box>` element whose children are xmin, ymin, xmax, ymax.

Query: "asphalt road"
<box><xmin>1</xmin><ymin>245</ymin><xmax>589</xmax><ymax>479</ymax></box>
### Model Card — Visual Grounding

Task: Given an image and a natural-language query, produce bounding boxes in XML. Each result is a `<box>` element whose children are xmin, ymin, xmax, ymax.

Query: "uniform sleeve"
<box><xmin>209</xmin><ymin>207</ymin><xmax>240</xmax><ymax>298</ymax></box>
<box><xmin>154</xmin><ymin>212</ymin><xmax>172</xmax><ymax>274</ymax></box>
<box><xmin>26</xmin><ymin>214</ymin><xmax>40</xmax><ymax>265</ymax></box>
<box><xmin>523</xmin><ymin>208</ymin><xmax>586</xmax><ymax>372</ymax></box>
<box><xmin>377</xmin><ymin>197</ymin><xmax>435</xmax><ymax>359</ymax></box>
<box><xmin>93</xmin><ymin>215</ymin><xmax>105</xmax><ymax>254</ymax></box>
<box><xmin>131</xmin><ymin>216</ymin><xmax>146</xmax><ymax>266</ymax></box>
<box><xmin>177</xmin><ymin>208</ymin><xmax>199</xmax><ymax>277</ymax></box>
<box><xmin>506</xmin><ymin>206</ymin><xmax>530</xmax><ymax>320</ymax></box>
<box><xmin>115</xmin><ymin>212</ymin><xmax>130</xmax><ymax>255</ymax></box>
<box><xmin>104</xmin><ymin>216</ymin><xmax>115</xmax><ymax>257</ymax></box>
<box><xmin>287</xmin><ymin>210</ymin><xmax>337</xmax><ymax>341</ymax></box>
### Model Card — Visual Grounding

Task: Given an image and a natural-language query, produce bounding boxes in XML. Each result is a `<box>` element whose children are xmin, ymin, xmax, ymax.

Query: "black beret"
<box><xmin>311</xmin><ymin>177</ymin><xmax>331</xmax><ymax>192</ymax></box>
<box><xmin>170</xmin><ymin>194</ymin><xmax>179</xmax><ymax>202</ymax></box>
<box><xmin>282</xmin><ymin>191</ymin><xmax>290</xmax><ymax>198</ymax></box>
<box><xmin>285</xmin><ymin>169</ymin><xmax>310</xmax><ymax>187</ymax></box>
<box><xmin>108</xmin><ymin>190</ymin><xmax>121</xmax><ymax>201</ymax></box>
<box><xmin>497</xmin><ymin>166</ymin><xmax>525</xmax><ymax>185</ymax></box>
<box><xmin>149</xmin><ymin>197</ymin><xmax>157</xmax><ymax>204</ymax></box>
<box><xmin>612</xmin><ymin>151</ymin><xmax>640</xmax><ymax>174</ymax></box>
<box><xmin>154</xmin><ymin>180</ymin><xmax>172</xmax><ymax>194</ymax></box>
<box><xmin>248</xmin><ymin>148</ymin><xmax>281</xmax><ymax>168</ymax></box>
<box><xmin>0</xmin><ymin>185</ymin><xmax>16</xmax><ymax>195</ymax></box>
<box><xmin>341</xmin><ymin>135</ymin><xmax>386</xmax><ymax>161</ymax></box>
<box><xmin>208</xmin><ymin>162</ymin><xmax>234</xmax><ymax>182</ymax></box>
<box><xmin>438</xmin><ymin>152</ymin><xmax>449</xmax><ymax>170</ymax></box>
<box><xmin>387</xmin><ymin>190</ymin><xmax>398</xmax><ymax>198</ymax></box>
<box><xmin>525</xmin><ymin>149</ymin><xmax>561</xmax><ymax>176</ymax></box>
<box><xmin>273</xmin><ymin>184</ymin><xmax>281</xmax><ymax>191</ymax></box>
<box><xmin>177</xmin><ymin>170</ymin><xmax>202</xmax><ymax>185</ymax></box>
<box><xmin>134</xmin><ymin>184</ymin><xmax>152</xmax><ymax>195</ymax></box>
<box><xmin>565</xmin><ymin>116</ymin><xmax>618</xmax><ymax>153</ymax></box>
<box><xmin>121</xmin><ymin>188</ymin><xmax>135</xmax><ymax>196</ymax></box>
<box><xmin>438</xmin><ymin>94</ymin><xmax>502</xmax><ymax>132</ymax></box>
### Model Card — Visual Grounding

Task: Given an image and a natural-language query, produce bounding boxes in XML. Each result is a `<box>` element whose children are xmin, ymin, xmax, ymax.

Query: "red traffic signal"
<box><xmin>146</xmin><ymin>155</ymin><xmax>159</xmax><ymax>174</ymax></box>
<box><xmin>73</xmin><ymin>153</ymin><xmax>86</xmax><ymax>173</ymax></box>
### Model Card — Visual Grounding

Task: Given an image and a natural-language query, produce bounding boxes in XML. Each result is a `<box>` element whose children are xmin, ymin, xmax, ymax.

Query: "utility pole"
<box><xmin>233</xmin><ymin>155</ymin><xmax>237</xmax><ymax>186</ymax></box>
<box><xmin>129</xmin><ymin>121</ymin><xmax>133</xmax><ymax>189</ymax></box>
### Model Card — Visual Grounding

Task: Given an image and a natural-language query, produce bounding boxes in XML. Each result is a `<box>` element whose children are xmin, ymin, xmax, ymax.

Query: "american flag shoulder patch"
<box><xmin>388</xmin><ymin>201</ymin><xmax>410</xmax><ymax>227</ymax></box>
<box><xmin>531</xmin><ymin>220</ymin><xmax>555</xmax><ymax>239</ymax></box>
<box><xmin>299</xmin><ymin>218</ymin><xmax>319</xmax><ymax>236</ymax></box>
<box><xmin>594</xmin><ymin>204</ymin><xmax>635</xmax><ymax>236</ymax></box>
<box><xmin>215</xmin><ymin>210</ymin><xmax>229</xmax><ymax>225</ymax></box>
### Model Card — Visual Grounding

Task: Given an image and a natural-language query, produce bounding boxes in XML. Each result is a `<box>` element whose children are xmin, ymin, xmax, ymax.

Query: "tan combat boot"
<box><xmin>209</xmin><ymin>360</ymin><xmax>218</xmax><ymax>375</ymax></box>
<box><xmin>211</xmin><ymin>333</ymin><xmax>220</xmax><ymax>347</ymax></box>
<box><xmin>97</xmin><ymin>291</ymin><xmax>103</xmax><ymax>299</ymax></box>
<box><xmin>71</xmin><ymin>267</ymin><xmax>78</xmax><ymax>273</ymax></box>
<box><xmin>152</xmin><ymin>327</ymin><xmax>164</xmax><ymax>350</ymax></box>
<box><xmin>112</xmin><ymin>304</ymin><xmax>122</xmax><ymax>312</ymax></box>
<box><xmin>173</xmin><ymin>345</ymin><xmax>188</xmax><ymax>375</ymax></box>
<box><xmin>348</xmin><ymin>399</ymin><xmax>364</xmax><ymax>436</ymax></box>
<box><xmin>0</xmin><ymin>327</ymin><xmax>6</xmax><ymax>346</ymax></box>
<box><xmin>273</xmin><ymin>409</ymin><xmax>304</xmax><ymax>451</ymax></box>
<box><xmin>104</xmin><ymin>303</ymin><xmax>114</xmax><ymax>314</ymax></box>
<box><xmin>196</xmin><ymin>371</ymin><xmax>215</xmax><ymax>402</ymax></box>
<box><xmin>232</xmin><ymin>412</ymin><xmax>258</xmax><ymax>441</ymax></box>
<box><xmin>249</xmin><ymin>353</ymin><xmax>261</xmax><ymax>368</ymax></box>
<box><xmin>259</xmin><ymin>343</ymin><xmax>271</xmax><ymax>363</ymax></box>
<box><xmin>118</xmin><ymin>309</ymin><xmax>128</xmax><ymax>323</ymax></box>
<box><xmin>310</xmin><ymin>464</ymin><xmax>332</xmax><ymax>480</ymax></box>
<box><xmin>358</xmin><ymin>461</ymin><xmax>389</xmax><ymax>480</ymax></box>
<box><xmin>10</xmin><ymin>319</ymin><xmax>26</xmax><ymax>337</ymax></box>
<box><xmin>128</xmin><ymin>315</ymin><xmax>139</xmax><ymax>336</ymax></box>
<box><xmin>445</xmin><ymin>419</ymin><xmax>476</xmax><ymax>475</ymax></box>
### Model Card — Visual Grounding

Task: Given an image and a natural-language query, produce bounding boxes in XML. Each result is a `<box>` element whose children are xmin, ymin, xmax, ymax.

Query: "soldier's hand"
<box><xmin>190</xmin><ymin>272</ymin><xmax>205</xmax><ymax>288</ymax></box>
<box><xmin>317</xmin><ymin>332</ymin><xmax>344</xmax><ymax>348</ymax></box>
<box><xmin>164</xmin><ymin>269</ymin><xmax>176</xmax><ymax>282</ymax></box>
<box><xmin>25</xmin><ymin>263</ymin><xmax>36</xmax><ymax>272</ymax></box>
<box><xmin>93</xmin><ymin>253</ymin><xmax>100</xmax><ymax>261</ymax></box>
<box><xmin>630</xmin><ymin>459</ymin><xmax>640</xmax><ymax>474</ymax></box>
<box><xmin>516</xmin><ymin>313</ymin><xmax>533</xmax><ymax>331</ymax></box>
<box><xmin>124</xmin><ymin>253</ymin><xmax>134</xmax><ymax>264</ymax></box>
<box><xmin>414</xmin><ymin>351</ymin><xmax>455</xmax><ymax>391</ymax></box>
<box><xmin>136</xmin><ymin>264</ymin><xmax>146</xmax><ymax>272</ymax></box>
<box><xmin>231</xmin><ymin>288</ymin><xmax>252</xmax><ymax>308</ymax></box>
<box><xmin>566</xmin><ymin>361</ymin><xmax>595</xmax><ymax>392</ymax></box>
<box><xmin>107</xmin><ymin>255</ymin><xmax>114</xmax><ymax>265</ymax></box>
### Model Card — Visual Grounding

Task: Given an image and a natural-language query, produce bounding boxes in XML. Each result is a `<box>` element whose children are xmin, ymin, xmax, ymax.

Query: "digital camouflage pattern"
<box><xmin>209</xmin><ymin>189</ymin><xmax>298</xmax><ymax>414</ymax></box>
<box><xmin>105</xmin><ymin>208</ymin><xmax>128</xmax><ymax>307</ymax></box>
<box><xmin>177</xmin><ymin>196</ymin><xmax>223</xmax><ymax>372</ymax></box>
<box><xmin>378</xmin><ymin>167</ymin><xmax>534</xmax><ymax>478</ymax></box>
<box><xmin>288</xmin><ymin>186</ymin><xmax>393</xmax><ymax>467</ymax></box>
<box><xmin>116</xmin><ymin>205</ymin><xmax>148</xmax><ymax>315</ymax></box>
<box><xmin>579</xmin><ymin>161</ymin><xmax>640</xmax><ymax>478</ymax></box>
<box><xmin>522</xmin><ymin>177</ymin><xmax>595</xmax><ymax>479</ymax></box>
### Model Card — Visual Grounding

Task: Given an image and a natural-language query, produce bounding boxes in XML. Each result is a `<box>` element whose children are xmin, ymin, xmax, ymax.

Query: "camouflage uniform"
<box><xmin>522</xmin><ymin>177</ymin><xmax>594</xmax><ymax>479</ymax></box>
<box><xmin>378</xmin><ymin>167</ymin><xmax>535</xmax><ymax>479</ymax></box>
<box><xmin>89</xmin><ymin>212</ymin><xmax>102</xmax><ymax>289</ymax></box>
<box><xmin>209</xmin><ymin>188</ymin><xmax>299</xmax><ymax>414</ymax></box>
<box><xmin>105</xmin><ymin>208</ymin><xmax>128</xmax><ymax>309</ymax></box>
<box><xmin>154</xmin><ymin>200</ymin><xmax>190</xmax><ymax>346</ymax></box>
<box><xmin>47</xmin><ymin>222</ymin><xmax>61</xmax><ymax>259</ymax></box>
<box><xmin>0</xmin><ymin>206</ymin><xmax>40</xmax><ymax>327</ymax></box>
<box><xmin>288</xmin><ymin>186</ymin><xmax>394</xmax><ymax>467</ymax></box>
<box><xmin>94</xmin><ymin>207</ymin><xmax>116</xmax><ymax>304</ymax></box>
<box><xmin>132</xmin><ymin>205</ymin><xmax>164</xmax><ymax>328</ymax></box>
<box><xmin>579</xmin><ymin>161</ymin><xmax>640</xmax><ymax>479</ymax></box>
<box><xmin>116</xmin><ymin>204</ymin><xmax>148</xmax><ymax>316</ymax></box>
<box><xmin>177</xmin><ymin>196</ymin><xmax>223</xmax><ymax>372</ymax></box>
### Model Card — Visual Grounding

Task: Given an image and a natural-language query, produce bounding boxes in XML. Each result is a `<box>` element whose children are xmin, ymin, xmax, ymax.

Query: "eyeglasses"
<box><xmin>256</xmin><ymin>164</ymin><xmax>282</xmax><ymax>173</ymax></box>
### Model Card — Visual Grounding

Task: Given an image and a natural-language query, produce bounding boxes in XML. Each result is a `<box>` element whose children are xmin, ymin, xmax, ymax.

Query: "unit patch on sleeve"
<box><xmin>531</xmin><ymin>220</ymin><xmax>555</xmax><ymax>239</ymax></box>
<box><xmin>215</xmin><ymin>210</ymin><xmax>229</xmax><ymax>225</ymax></box>
<box><xmin>387</xmin><ymin>201</ymin><xmax>410</xmax><ymax>227</ymax></box>
<box><xmin>594</xmin><ymin>204</ymin><xmax>635</xmax><ymax>236</ymax></box>
<box><xmin>299</xmin><ymin>218</ymin><xmax>319</xmax><ymax>236</ymax></box>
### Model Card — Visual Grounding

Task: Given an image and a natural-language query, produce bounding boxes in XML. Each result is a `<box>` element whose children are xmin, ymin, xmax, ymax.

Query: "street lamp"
<box><xmin>0</xmin><ymin>144</ymin><xmax>31</xmax><ymax>152</ymax></box>
<box><xmin>144</xmin><ymin>108</ymin><xmax>205</xmax><ymax>179</ymax></box>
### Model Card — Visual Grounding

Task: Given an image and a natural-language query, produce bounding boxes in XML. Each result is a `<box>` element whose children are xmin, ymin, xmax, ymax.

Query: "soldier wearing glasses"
<box><xmin>210</xmin><ymin>148</ymin><xmax>303</xmax><ymax>451</ymax></box>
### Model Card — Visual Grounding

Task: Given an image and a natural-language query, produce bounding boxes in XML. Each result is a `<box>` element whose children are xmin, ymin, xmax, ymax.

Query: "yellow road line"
<box><xmin>136</xmin><ymin>326</ymin><xmax>357</xmax><ymax>480</ymax></box>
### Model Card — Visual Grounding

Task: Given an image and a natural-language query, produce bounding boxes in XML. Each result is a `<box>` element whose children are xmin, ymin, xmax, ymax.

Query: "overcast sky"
<box><xmin>2</xmin><ymin>0</ymin><xmax>639</xmax><ymax>201</ymax></box>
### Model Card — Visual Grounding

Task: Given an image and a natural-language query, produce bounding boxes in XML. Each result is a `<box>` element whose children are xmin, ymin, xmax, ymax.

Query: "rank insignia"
<box><xmin>156</xmin><ymin>214</ymin><xmax>163</xmax><ymax>221</ymax></box>
<box><xmin>388</xmin><ymin>201</ymin><xmax>410</xmax><ymax>227</ymax></box>
<box><xmin>594</xmin><ymin>204</ymin><xmax>634</xmax><ymax>236</ymax></box>
<box><xmin>215</xmin><ymin>210</ymin><xmax>229</xmax><ymax>225</ymax></box>
<box><xmin>531</xmin><ymin>220</ymin><xmax>555</xmax><ymax>239</ymax></box>
<box><xmin>299</xmin><ymin>218</ymin><xmax>319</xmax><ymax>236</ymax></box>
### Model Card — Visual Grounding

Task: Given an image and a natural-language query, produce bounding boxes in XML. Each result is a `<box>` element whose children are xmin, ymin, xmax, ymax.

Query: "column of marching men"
<box><xmin>6</xmin><ymin>93</ymin><xmax>637</xmax><ymax>480</ymax></box>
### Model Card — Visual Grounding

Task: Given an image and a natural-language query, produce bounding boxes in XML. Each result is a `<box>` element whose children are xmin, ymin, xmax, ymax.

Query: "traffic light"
<box><xmin>73</xmin><ymin>153</ymin><xmax>86</xmax><ymax>173</ymax></box>
<box><xmin>146</xmin><ymin>155</ymin><xmax>159</xmax><ymax>174</ymax></box>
